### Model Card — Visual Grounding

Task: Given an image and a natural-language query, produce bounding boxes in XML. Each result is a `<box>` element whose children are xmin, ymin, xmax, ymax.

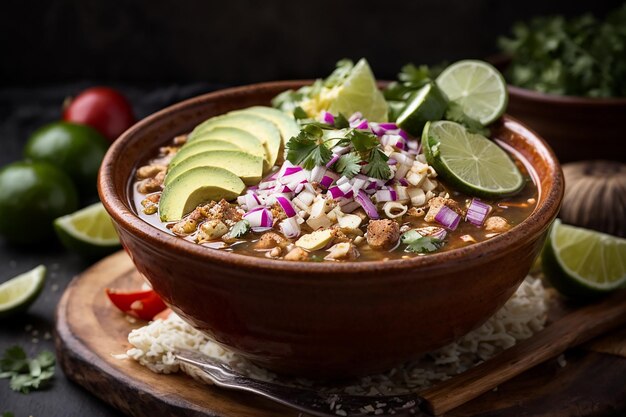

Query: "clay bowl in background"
<box><xmin>506</xmin><ymin>86</ymin><xmax>626</xmax><ymax>163</ymax></box>
<box><xmin>99</xmin><ymin>81</ymin><xmax>564</xmax><ymax>379</ymax></box>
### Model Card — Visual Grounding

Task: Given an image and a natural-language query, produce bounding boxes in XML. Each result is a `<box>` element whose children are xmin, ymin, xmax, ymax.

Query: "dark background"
<box><xmin>1</xmin><ymin>0</ymin><xmax>623</xmax><ymax>87</ymax></box>
<box><xmin>1</xmin><ymin>1</ymin><xmax>624</xmax><ymax>416</ymax></box>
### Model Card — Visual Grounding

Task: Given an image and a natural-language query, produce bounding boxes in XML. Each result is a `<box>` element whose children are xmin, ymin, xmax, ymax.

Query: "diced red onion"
<box><xmin>388</xmin><ymin>158</ymin><xmax>397</xmax><ymax>165</ymax></box>
<box><xmin>398</xmin><ymin>130</ymin><xmax>409</xmax><ymax>140</ymax></box>
<box><xmin>349</xmin><ymin>112</ymin><xmax>363</xmax><ymax>123</ymax></box>
<box><xmin>337</xmin><ymin>181</ymin><xmax>352</xmax><ymax>194</ymax></box>
<box><xmin>320</xmin><ymin>171</ymin><xmax>338</xmax><ymax>188</ymax></box>
<box><xmin>322</xmin><ymin>111</ymin><xmax>335</xmax><ymax>125</ymax></box>
<box><xmin>332</xmin><ymin>145</ymin><xmax>351</xmax><ymax>155</ymax></box>
<box><xmin>343</xmin><ymin>190</ymin><xmax>354</xmax><ymax>199</ymax></box>
<box><xmin>275</xmin><ymin>195</ymin><xmax>296</xmax><ymax>218</ymax></box>
<box><xmin>340</xmin><ymin>200</ymin><xmax>361</xmax><ymax>213</ymax></box>
<box><xmin>296</xmin><ymin>191</ymin><xmax>315</xmax><ymax>206</ymax></box>
<box><xmin>379</xmin><ymin>123</ymin><xmax>398</xmax><ymax>130</ymax></box>
<box><xmin>328</xmin><ymin>186</ymin><xmax>345</xmax><ymax>199</ymax></box>
<box><xmin>431</xmin><ymin>228</ymin><xmax>448</xmax><ymax>241</ymax></box>
<box><xmin>435</xmin><ymin>206</ymin><xmax>461</xmax><ymax>230</ymax></box>
<box><xmin>355</xmin><ymin>190</ymin><xmax>379</xmax><ymax>219</ymax></box>
<box><xmin>336</xmin><ymin>176</ymin><xmax>350</xmax><ymax>186</ymax></box>
<box><xmin>394</xmin><ymin>164</ymin><xmax>412</xmax><ymax>180</ymax></box>
<box><xmin>244</xmin><ymin>207</ymin><xmax>273</xmax><ymax>230</ymax></box>
<box><xmin>279</xmin><ymin>217</ymin><xmax>301</xmax><ymax>239</ymax></box>
<box><xmin>284</xmin><ymin>166</ymin><xmax>303</xmax><ymax>176</ymax></box>
<box><xmin>244</xmin><ymin>192</ymin><xmax>261</xmax><ymax>209</ymax></box>
<box><xmin>259</xmin><ymin>180</ymin><xmax>276</xmax><ymax>190</ymax></box>
<box><xmin>466</xmin><ymin>198</ymin><xmax>492</xmax><ymax>227</ymax></box>
<box><xmin>326</xmin><ymin>154</ymin><xmax>341</xmax><ymax>168</ymax></box>
<box><xmin>247</xmin><ymin>185</ymin><xmax>259</xmax><ymax>190</ymax></box>
<box><xmin>310</xmin><ymin>166</ymin><xmax>326</xmax><ymax>183</ymax></box>
<box><xmin>374</xmin><ymin>188</ymin><xmax>398</xmax><ymax>202</ymax></box>
<box><xmin>279</xmin><ymin>169</ymin><xmax>308</xmax><ymax>185</ymax></box>
<box><xmin>354</xmin><ymin>120</ymin><xmax>369</xmax><ymax>130</ymax></box>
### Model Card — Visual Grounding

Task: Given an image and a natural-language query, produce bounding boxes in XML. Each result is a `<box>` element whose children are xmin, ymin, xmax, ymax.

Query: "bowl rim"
<box><xmin>98</xmin><ymin>80</ymin><xmax>564</xmax><ymax>277</ymax></box>
<box><xmin>508</xmin><ymin>85</ymin><xmax>626</xmax><ymax>106</ymax></box>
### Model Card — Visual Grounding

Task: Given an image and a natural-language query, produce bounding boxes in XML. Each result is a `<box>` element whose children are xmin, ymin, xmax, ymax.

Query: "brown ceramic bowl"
<box><xmin>506</xmin><ymin>86</ymin><xmax>626</xmax><ymax>163</ymax></box>
<box><xmin>99</xmin><ymin>81</ymin><xmax>564</xmax><ymax>378</ymax></box>
<box><xmin>490</xmin><ymin>55</ymin><xmax>626</xmax><ymax>163</ymax></box>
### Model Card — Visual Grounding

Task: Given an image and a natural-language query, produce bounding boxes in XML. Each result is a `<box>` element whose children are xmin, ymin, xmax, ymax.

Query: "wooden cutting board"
<box><xmin>55</xmin><ymin>251</ymin><xmax>626</xmax><ymax>417</ymax></box>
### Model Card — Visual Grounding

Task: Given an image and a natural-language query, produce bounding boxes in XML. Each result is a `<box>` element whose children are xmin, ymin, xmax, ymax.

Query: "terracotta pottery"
<box><xmin>489</xmin><ymin>55</ymin><xmax>626</xmax><ymax>163</ymax></box>
<box><xmin>506</xmin><ymin>86</ymin><xmax>626</xmax><ymax>163</ymax></box>
<box><xmin>98</xmin><ymin>81</ymin><xmax>564</xmax><ymax>378</ymax></box>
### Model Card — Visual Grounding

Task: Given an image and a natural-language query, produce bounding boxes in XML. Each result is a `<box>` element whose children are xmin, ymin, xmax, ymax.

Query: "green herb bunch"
<box><xmin>498</xmin><ymin>4</ymin><xmax>626</xmax><ymax>97</ymax></box>
<box><xmin>0</xmin><ymin>346</ymin><xmax>55</xmax><ymax>394</ymax></box>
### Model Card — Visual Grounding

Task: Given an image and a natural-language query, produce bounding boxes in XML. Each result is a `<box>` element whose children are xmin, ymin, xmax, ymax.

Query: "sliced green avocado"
<box><xmin>165</xmin><ymin>150</ymin><xmax>263</xmax><ymax>186</ymax></box>
<box><xmin>169</xmin><ymin>140</ymin><xmax>241</xmax><ymax>170</ymax></box>
<box><xmin>190</xmin><ymin>114</ymin><xmax>282</xmax><ymax>169</ymax></box>
<box><xmin>231</xmin><ymin>106</ymin><xmax>300</xmax><ymax>146</ymax></box>
<box><xmin>190</xmin><ymin>127</ymin><xmax>267</xmax><ymax>167</ymax></box>
<box><xmin>159</xmin><ymin>166</ymin><xmax>245</xmax><ymax>222</ymax></box>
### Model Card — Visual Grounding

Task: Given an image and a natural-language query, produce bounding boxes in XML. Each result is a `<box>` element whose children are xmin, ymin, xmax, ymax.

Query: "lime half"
<box><xmin>327</xmin><ymin>58</ymin><xmax>389</xmax><ymax>122</ymax></box>
<box><xmin>396</xmin><ymin>82</ymin><xmax>448</xmax><ymax>136</ymax></box>
<box><xmin>542</xmin><ymin>219</ymin><xmax>626</xmax><ymax>299</ymax></box>
<box><xmin>0</xmin><ymin>265</ymin><xmax>46</xmax><ymax>318</ymax></box>
<box><xmin>436</xmin><ymin>60</ymin><xmax>508</xmax><ymax>125</ymax></box>
<box><xmin>422</xmin><ymin>121</ymin><xmax>524</xmax><ymax>198</ymax></box>
<box><xmin>54</xmin><ymin>202</ymin><xmax>121</xmax><ymax>259</ymax></box>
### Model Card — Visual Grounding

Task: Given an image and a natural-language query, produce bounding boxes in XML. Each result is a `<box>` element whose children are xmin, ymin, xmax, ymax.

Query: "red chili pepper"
<box><xmin>105</xmin><ymin>288</ymin><xmax>167</xmax><ymax>321</ymax></box>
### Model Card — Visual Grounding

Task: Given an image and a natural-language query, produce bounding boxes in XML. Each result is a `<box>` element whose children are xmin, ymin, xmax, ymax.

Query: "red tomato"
<box><xmin>63</xmin><ymin>87</ymin><xmax>135</xmax><ymax>142</ymax></box>
<box><xmin>105</xmin><ymin>288</ymin><xmax>167</xmax><ymax>321</ymax></box>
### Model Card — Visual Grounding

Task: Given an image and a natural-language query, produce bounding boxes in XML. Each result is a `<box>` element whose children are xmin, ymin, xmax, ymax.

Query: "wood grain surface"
<box><xmin>55</xmin><ymin>251</ymin><xmax>626</xmax><ymax>417</ymax></box>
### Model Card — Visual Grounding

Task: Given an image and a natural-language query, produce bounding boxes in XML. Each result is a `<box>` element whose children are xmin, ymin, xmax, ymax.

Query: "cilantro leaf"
<box><xmin>226</xmin><ymin>220</ymin><xmax>251</xmax><ymax>239</ymax></box>
<box><xmin>3</xmin><ymin>412</ymin><xmax>15</xmax><ymax>417</ymax></box>
<box><xmin>363</xmin><ymin>148</ymin><xmax>391</xmax><ymax>180</ymax></box>
<box><xmin>398</xmin><ymin>63</ymin><xmax>433</xmax><ymax>85</ymax></box>
<box><xmin>1</xmin><ymin>346</ymin><xmax>55</xmax><ymax>394</ymax></box>
<box><xmin>292</xmin><ymin>106</ymin><xmax>308</xmax><ymax>120</ymax></box>
<box><xmin>324</xmin><ymin>59</ymin><xmax>354</xmax><ymax>88</ymax></box>
<box><xmin>498</xmin><ymin>5</ymin><xmax>626</xmax><ymax>97</ymax></box>
<box><xmin>285</xmin><ymin>125</ymin><xmax>332</xmax><ymax>169</ymax></box>
<box><xmin>334</xmin><ymin>153</ymin><xmax>362</xmax><ymax>178</ymax></box>
<box><xmin>348</xmin><ymin>129</ymin><xmax>379</xmax><ymax>153</ymax></box>
<box><xmin>445</xmin><ymin>102</ymin><xmax>490</xmax><ymax>136</ymax></box>
<box><xmin>401</xmin><ymin>231</ymin><xmax>444</xmax><ymax>253</ymax></box>
<box><xmin>333</xmin><ymin>113</ymin><xmax>350</xmax><ymax>129</ymax></box>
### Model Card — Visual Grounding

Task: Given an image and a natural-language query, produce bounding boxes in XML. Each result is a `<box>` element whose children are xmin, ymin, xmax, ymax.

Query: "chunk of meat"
<box><xmin>325</xmin><ymin>242</ymin><xmax>359</xmax><ymax>261</ymax></box>
<box><xmin>138</xmin><ymin>177</ymin><xmax>163</xmax><ymax>194</ymax></box>
<box><xmin>256</xmin><ymin>232</ymin><xmax>288</xmax><ymax>249</ymax></box>
<box><xmin>284</xmin><ymin>247</ymin><xmax>309</xmax><ymax>261</ymax></box>
<box><xmin>330</xmin><ymin>227</ymin><xmax>352</xmax><ymax>244</ymax></box>
<box><xmin>136</xmin><ymin>164</ymin><xmax>167</xmax><ymax>180</ymax></box>
<box><xmin>171</xmin><ymin>218</ymin><xmax>198</xmax><ymax>235</ymax></box>
<box><xmin>199</xmin><ymin>199</ymin><xmax>244</xmax><ymax>226</ymax></box>
<box><xmin>424</xmin><ymin>197</ymin><xmax>463</xmax><ymax>222</ymax></box>
<box><xmin>173</xmin><ymin>135</ymin><xmax>188</xmax><ymax>146</ymax></box>
<box><xmin>270</xmin><ymin>203</ymin><xmax>288</xmax><ymax>223</ymax></box>
<box><xmin>406</xmin><ymin>207</ymin><xmax>425</xmax><ymax>217</ymax></box>
<box><xmin>484</xmin><ymin>216</ymin><xmax>511</xmax><ymax>233</ymax></box>
<box><xmin>196</xmin><ymin>220</ymin><xmax>228</xmax><ymax>243</ymax></box>
<box><xmin>366</xmin><ymin>219</ymin><xmax>400</xmax><ymax>250</ymax></box>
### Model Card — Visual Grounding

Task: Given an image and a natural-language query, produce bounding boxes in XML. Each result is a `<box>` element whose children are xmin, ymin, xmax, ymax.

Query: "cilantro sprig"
<box><xmin>0</xmin><ymin>346</ymin><xmax>55</xmax><ymax>394</ymax></box>
<box><xmin>225</xmin><ymin>219</ymin><xmax>250</xmax><ymax>239</ymax></box>
<box><xmin>285</xmin><ymin>124</ymin><xmax>333</xmax><ymax>170</ymax></box>
<box><xmin>334</xmin><ymin>153</ymin><xmax>361</xmax><ymax>178</ymax></box>
<box><xmin>363</xmin><ymin>149</ymin><xmax>392</xmax><ymax>180</ymax></box>
<box><xmin>499</xmin><ymin>5</ymin><xmax>626</xmax><ymax>97</ymax></box>
<box><xmin>401</xmin><ymin>230</ymin><xmax>445</xmax><ymax>253</ymax></box>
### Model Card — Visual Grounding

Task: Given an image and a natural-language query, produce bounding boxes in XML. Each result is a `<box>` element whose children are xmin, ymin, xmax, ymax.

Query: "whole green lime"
<box><xmin>0</xmin><ymin>161</ymin><xmax>79</xmax><ymax>244</ymax></box>
<box><xmin>24</xmin><ymin>122</ymin><xmax>108</xmax><ymax>194</ymax></box>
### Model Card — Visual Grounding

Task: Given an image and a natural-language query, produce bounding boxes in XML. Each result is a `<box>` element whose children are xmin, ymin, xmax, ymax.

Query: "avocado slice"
<box><xmin>169</xmin><ymin>140</ymin><xmax>241</xmax><ymax>170</ymax></box>
<box><xmin>190</xmin><ymin>127</ymin><xmax>267</xmax><ymax>167</ymax></box>
<box><xmin>165</xmin><ymin>150</ymin><xmax>263</xmax><ymax>186</ymax></box>
<box><xmin>159</xmin><ymin>166</ymin><xmax>245</xmax><ymax>222</ymax></box>
<box><xmin>231</xmin><ymin>106</ymin><xmax>300</xmax><ymax>146</ymax></box>
<box><xmin>190</xmin><ymin>114</ymin><xmax>281</xmax><ymax>169</ymax></box>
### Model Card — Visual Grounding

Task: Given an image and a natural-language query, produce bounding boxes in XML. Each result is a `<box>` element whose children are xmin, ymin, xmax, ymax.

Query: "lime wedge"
<box><xmin>326</xmin><ymin>58</ymin><xmax>388</xmax><ymax>122</ymax></box>
<box><xmin>436</xmin><ymin>60</ymin><xmax>508</xmax><ymax>125</ymax></box>
<box><xmin>542</xmin><ymin>219</ymin><xmax>626</xmax><ymax>299</ymax></box>
<box><xmin>54</xmin><ymin>202</ymin><xmax>121</xmax><ymax>259</ymax></box>
<box><xmin>396</xmin><ymin>82</ymin><xmax>448</xmax><ymax>136</ymax></box>
<box><xmin>422</xmin><ymin>121</ymin><xmax>524</xmax><ymax>198</ymax></box>
<box><xmin>0</xmin><ymin>265</ymin><xmax>46</xmax><ymax>318</ymax></box>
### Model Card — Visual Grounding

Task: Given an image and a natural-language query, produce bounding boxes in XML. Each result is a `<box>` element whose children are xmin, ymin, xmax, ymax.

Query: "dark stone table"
<box><xmin>0</xmin><ymin>84</ymin><xmax>217</xmax><ymax>416</ymax></box>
